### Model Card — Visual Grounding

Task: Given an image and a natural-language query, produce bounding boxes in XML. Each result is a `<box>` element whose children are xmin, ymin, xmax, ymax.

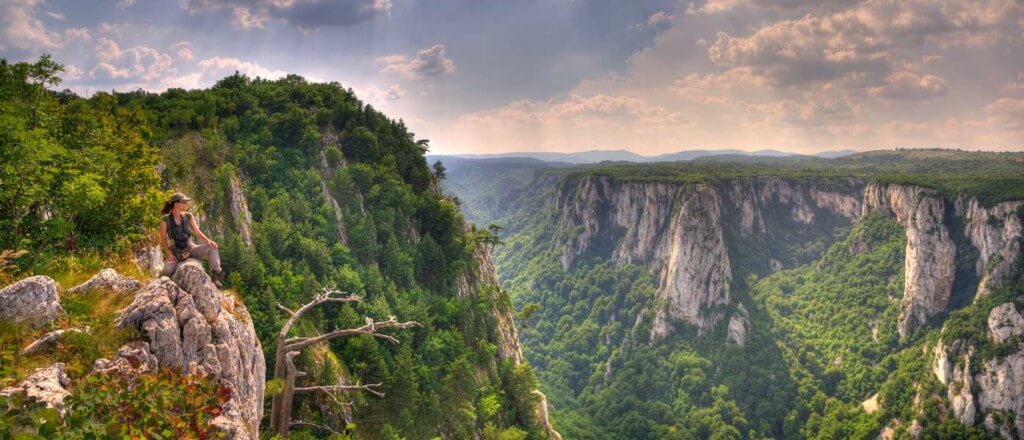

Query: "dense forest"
<box><xmin>442</xmin><ymin>153</ymin><xmax>1024</xmax><ymax>439</ymax></box>
<box><xmin>1</xmin><ymin>56</ymin><xmax>548</xmax><ymax>439</ymax></box>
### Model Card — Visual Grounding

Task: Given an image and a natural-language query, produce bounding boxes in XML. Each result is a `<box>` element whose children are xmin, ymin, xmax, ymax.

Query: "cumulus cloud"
<box><xmin>706</xmin><ymin>0</ymin><xmax>1024</xmax><ymax>93</ymax></box>
<box><xmin>379</xmin><ymin>45</ymin><xmax>456</xmax><ymax>78</ymax></box>
<box><xmin>90</xmin><ymin>38</ymin><xmax>175</xmax><ymax>83</ymax></box>
<box><xmin>1</xmin><ymin>0</ymin><xmax>61</xmax><ymax>52</ymax></box>
<box><xmin>197</xmin><ymin>56</ymin><xmax>288</xmax><ymax>79</ymax></box>
<box><xmin>646</xmin><ymin>11</ymin><xmax>674</xmax><ymax>29</ymax></box>
<box><xmin>183</xmin><ymin>0</ymin><xmax>391</xmax><ymax>30</ymax></box>
<box><xmin>171</xmin><ymin>42</ymin><xmax>193</xmax><ymax>62</ymax></box>
<box><xmin>985</xmin><ymin>98</ymin><xmax>1024</xmax><ymax>130</ymax></box>
<box><xmin>868</xmin><ymin>71</ymin><xmax>948</xmax><ymax>100</ymax></box>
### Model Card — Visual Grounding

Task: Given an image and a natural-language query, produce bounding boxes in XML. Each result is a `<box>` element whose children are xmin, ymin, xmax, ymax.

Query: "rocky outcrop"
<box><xmin>0</xmin><ymin>275</ymin><xmax>62</xmax><ymax>328</ymax></box>
<box><xmin>934</xmin><ymin>303</ymin><xmax>1024</xmax><ymax>438</ymax></box>
<box><xmin>652</xmin><ymin>185</ymin><xmax>732</xmax><ymax>337</ymax></box>
<box><xmin>229</xmin><ymin>176</ymin><xmax>254</xmax><ymax>248</ymax></box>
<box><xmin>555</xmin><ymin>177</ymin><xmax>677</xmax><ymax>270</ymax></box>
<box><xmin>863</xmin><ymin>183</ymin><xmax>956</xmax><ymax>338</ymax></box>
<box><xmin>724</xmin><ymin>177</ymin><xmax>863</xmax><ymax>236</ymax></box>
<box><xmin>21</xmin><ymin>328</ymin><xmax>88</xmax><ymax>356</ymax></box>
<box><xmin>113</xmin><ymin>260</ymin><xmax>265</xmax><ymax>439</ymax></box>
<box><xmin>532</xmin><ymin>390</ymin><xmax>563</xmax><ymax>440</ymax></box>
<box><xmin>727</xmin><ymin>304</ymin><xmax>750</xmax><ymax>346</ymax></box>
<box><xmin>135</xmin><ymin>245</ymin><xmax>165</xmax><ymax>278</ymax></box>
<box><xmin>67</xmin><ymin>268</ymin><xmax>140</xmax><ymax>294</ymax></box>
<box><xmin>319</xmin><ymin>179</ymin><xmax>349</xmax><ymax>246</ymax></box>
<box><xmin>458</xmin><ymin>242</ymin><xmax>524</xmax><ymax>364</ymax></box>
<box><xmin>0</xmin><ymin>363</ymin><xmax>71</xmax><ymax>413</ymax></box>
<box><xmin>962</xmin><ymin>199</ymin><xmax>1024</xmax><ymax>297</ymax></box>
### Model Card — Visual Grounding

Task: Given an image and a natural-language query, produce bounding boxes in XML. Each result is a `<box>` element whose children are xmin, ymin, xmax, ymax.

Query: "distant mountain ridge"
<box><xmin>433</xmin><ymin>148</ymin><xmax>859</xmax><ymax>164</ymax></box>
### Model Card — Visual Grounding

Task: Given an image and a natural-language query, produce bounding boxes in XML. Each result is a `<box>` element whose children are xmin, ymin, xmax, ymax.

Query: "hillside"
<box><xmin>442</xmin><ymin>152</ymin><xmax>1024</xmax><ymax>439</ymax></box>
<box><xmin>0</xmin><ymin>56</ymin><xmax>555</xmax><ymax>439</ymax></box>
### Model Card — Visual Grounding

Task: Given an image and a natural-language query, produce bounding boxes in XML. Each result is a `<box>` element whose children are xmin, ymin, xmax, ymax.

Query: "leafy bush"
<box><xmin>1</xmin><ymin>370</ymin><xmax>230</xmax><ymax>439</ymax></box>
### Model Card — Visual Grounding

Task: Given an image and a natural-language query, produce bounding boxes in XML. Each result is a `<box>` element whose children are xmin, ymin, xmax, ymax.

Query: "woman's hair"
<box><xmin>161</xmin><ymin>200</ymin><xmax>175</xmax><ymax>215</ymax></box>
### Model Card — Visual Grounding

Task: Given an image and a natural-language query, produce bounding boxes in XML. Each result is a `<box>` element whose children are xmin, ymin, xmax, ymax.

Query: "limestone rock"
<box><xmin>532</xmin><ymin>389</ymin><xmax>563</xmax><ymax>440</ymax></box>
<box><xmin>134</xmin><ymin>245</ymin><xmax>165</xmax><ymax>278</ymax></box>
<box><xmin>727</xmin><ymin>304</ymin><xmax>750</xmax><ymax>346</ymax></box>
<box><xmin>652</xmin><ymin>185</ymin><xmax>732</xmax><ymax>337</ymax></box>
<box><xmin>963</xmin><ymin>199</ymin><xmax>1024</xmax><ymax>297</ymax></box>
<box><xmin>67</xmin><ymin>268</ymin><xmax>140</xmax><ymax>294</ymax></box>
<box><xmin>975</xmin><ymin>352</ymin><xmax>1024</xmax><ymax>436</ymax></box>
<box><xmin>115</xmin><ymin>260</ymin><xmax>265</xmax><ymax>439</ymax></box>
<box><xmin>92</xmin><ymin>341</ymin><xmax>159</xmax><ymax>376</ymax></box>
<box><xmin>949</xmin><ymin>351</ymin><xmax>977</xmax><ymax>426</ymax></box>
<box><xmin>0</xmin><ymin>275</ymin><xmax>62</xmax><ymax>328</ymax></box>
<box><xmin>989</xmin><ymin>303</ymin><xmax>1024</xmax><ymax>344</ymax></box>
<box><xmin>0</xmin><ymin>363</ymin><xmax>70</xmax><ymax>413</ymax></box>
<box><xmin>229</xmin><ymin>176</ymin><xmax>254</xmax><ymax>248</ymax></box>
<box><xmin>863</xmin><ymin>183</ymin><xmax>956</xmax><ymax>338</ymax></box>
<box><xmin>20</xmin><ymin>328</ymin><xmax>88</xmax><ymax>356</ymax></box>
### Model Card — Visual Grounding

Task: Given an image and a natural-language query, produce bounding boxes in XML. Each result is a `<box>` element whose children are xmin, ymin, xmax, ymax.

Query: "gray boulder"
<box><xmin>0</xmin><ymin>275</ymin><xmax>62</xmax><ymax>328</ymax></box>
<box><xmin>0</xmin><ymin>363</ymin><xmax>71</xmax><ymax>413</ymax></box>
<box><xmin>67</xmin><ymin>268</ymin><xmax>140</xmax><ymax>294</ymax></box>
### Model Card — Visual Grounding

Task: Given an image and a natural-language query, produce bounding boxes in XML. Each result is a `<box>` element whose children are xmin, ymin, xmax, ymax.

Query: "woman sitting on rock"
<box><xmin>159</xmin><ymin>192</ymin><xmax>224</xmax><ymax>287</ymax></box>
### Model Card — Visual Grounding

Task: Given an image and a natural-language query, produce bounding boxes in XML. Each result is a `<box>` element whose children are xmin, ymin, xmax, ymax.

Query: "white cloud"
<box><xmin>0</xmin><ymin>0</ymin><xmax>61</xmax><ymax>51</ymax></box>
<box><xmin>196</xmin><ymin>56</ymin><xmax>288</xmax><ymax>79</ymax></box>
<box><xmin>232</xmin><ymin>7</ymin><xmax>270</xmax><ymax>29</ymax></box>
<box><xmin>62</xmin><ymin>27</ymin><xmax>91</xmax><ymax>44</ymax></box>
<box><xmin>646</xmin><ymin>11</ymin><xmax>674</xmax><ymax>29</ymax></box>
<box><xmin>171</xmin><ymin>42</ymin><xmax>194</xmax><ymax>62</ymax></box>
<box><xmin>90</xmin><ymin>38</ymin><xmax>175</xmax><ymax>82</ymax></box>
<box><xmin>47</xmin><ymin>11</ymin><xmax>65</xmax><ymax>21</ymax></box>
<box><xmin>868</xmin><ymin>71</ymin><xmax>948</xmax><ymax>100</ymax></box>
<box><xmin>379</xmin><ymin>45</ymin><xmax>456</xmax><ymax>79</ymax></box>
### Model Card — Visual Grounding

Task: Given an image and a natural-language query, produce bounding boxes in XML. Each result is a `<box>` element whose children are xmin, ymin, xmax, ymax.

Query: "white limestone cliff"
<box><xmin>863</xmin><ymin>183</ymin><xmax>956</xmax><ymax>338</ymax></box>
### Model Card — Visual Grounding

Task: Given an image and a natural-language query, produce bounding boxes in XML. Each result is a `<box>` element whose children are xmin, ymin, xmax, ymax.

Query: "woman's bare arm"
<box><xmin>159</xmin><ymin>220</ymin><xmax>174</xmax><ymax>262</ymax></box>
<box><xmin>190</xmin><ymin>214</ymin><xmax>218</xmax><ymax>248</ymax></box>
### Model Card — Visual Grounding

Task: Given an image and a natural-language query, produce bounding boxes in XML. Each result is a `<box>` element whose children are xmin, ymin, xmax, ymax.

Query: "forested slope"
<box><xmin>1</xmin><ymin>56</ymin><xmax>553</xmax><ymax>439</ymax></box>
<box><xmin>442</xmin><ymin>153</ymin><xmax>1024</xmax><ymax>439</ymax></box>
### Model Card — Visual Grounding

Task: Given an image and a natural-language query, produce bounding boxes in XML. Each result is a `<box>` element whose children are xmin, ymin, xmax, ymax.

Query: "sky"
<box><xmin>2</xmin><ymin>0</ymin><xmax>1023</xmax><ymax>155</ymax></box>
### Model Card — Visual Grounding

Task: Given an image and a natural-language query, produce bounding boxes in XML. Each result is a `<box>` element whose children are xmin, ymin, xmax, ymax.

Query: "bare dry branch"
<box><xmin>295</xmin><ymin>383</ymin><xmax>386</xmax><ymax>398</ymax></box>
<box><xmin>282</xmin><ymin>316</ymin><xmax>421</xmax><ymax>352</ymax></box>
<box><xmin>290</xmin><ymin>419</ymin><xmax>343</xmax><ymax>436</ymax></box>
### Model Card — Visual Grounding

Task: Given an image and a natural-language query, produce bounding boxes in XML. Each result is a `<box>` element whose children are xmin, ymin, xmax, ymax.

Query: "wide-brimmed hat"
<box><xmin>168</xmin><ymin>192</ymin><xmax>192</xmax><ymax>204</ymax></box>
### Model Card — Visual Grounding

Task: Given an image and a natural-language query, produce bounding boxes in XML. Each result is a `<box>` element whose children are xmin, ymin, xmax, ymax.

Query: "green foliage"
<box><xmin>1</xmin><ymin>370</ymin><xmax>229</xmax><ymax>439</ymax></box>
<box><xmin>0</xmin><ymin>57</ymin><xmax>163</xmax><ymax>271</ymax></box>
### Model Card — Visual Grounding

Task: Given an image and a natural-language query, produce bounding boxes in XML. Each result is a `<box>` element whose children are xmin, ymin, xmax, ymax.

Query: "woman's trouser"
<box><xmin>160</xmin><ymin>243</ymin><xmax>221</xmax><ymax>277</ymax></box>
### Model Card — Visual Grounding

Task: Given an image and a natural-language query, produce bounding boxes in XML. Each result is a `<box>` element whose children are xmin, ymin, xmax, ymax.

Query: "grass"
<box><xmin>1</xmin><ymin>251</ymin><xmax>150</xmax><ymax>387</ymax></box>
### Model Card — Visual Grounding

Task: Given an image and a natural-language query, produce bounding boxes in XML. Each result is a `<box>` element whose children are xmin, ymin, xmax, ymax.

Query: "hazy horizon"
<box><xmin>2</xmin><ymin>0</ymin><xmax>1023</xmax><ymax>154</ymax></box>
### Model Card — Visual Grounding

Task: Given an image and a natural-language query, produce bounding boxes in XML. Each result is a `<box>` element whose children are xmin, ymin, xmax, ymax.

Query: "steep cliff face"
<box><xmin>933</xmin><ymin>302</ymin><xmax>1024</xmax><ymax>438</ymax></box>
<box><xmin>228</xmin><ymin>176</ymin><xmax>253</xmax><ymax>248</ymax></box>
<box><xmin>651</xmin><ymin>185</ymin><xmax>732</xmax><ymax>337</ymax></box>
<box><xmin>457</xmin><ymin>243</ymin><xmax>525</xmax><ymax>364</ymax></box>
<box><xmin>961</xmin><ymin>198</ymin><xmax>1024</xmax><ymax>297</ymax></box>
<box><xmin>863</xmin><ymin>183</ymin><xmax>957</xmax><ymax>338</ymax></box>
<box><xmin>555</xmin><ymin>175</ymin><xmax>863</xmax><ymax>336</ymax></box>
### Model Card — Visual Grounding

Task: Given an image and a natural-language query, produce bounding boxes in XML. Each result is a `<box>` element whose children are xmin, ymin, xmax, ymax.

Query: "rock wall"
<box><xmin>934</xmin><ymin>303</ymin><xmax>1024</xmax><ymax>438</ymax></box>
<box><xmin>555</xmin><ymin>175</ymin><xmax>862</xmax><ymax>337</ymax></box>
<box><xmin>114</xmin><ymin>260</ymin><xmax>265</xmax><ymax>439</ymax></box>
<box><xmin>228</xmin><ymin>176</ymin><xmax>254</xmax><ymax>248</ymax></box>
<box><xmin>863</xmin><ymin>183</ymin><xmax>957</xmax><ymax>338</ymax></box>
<box><xmin>960</xmin><ymin>198</ymin><xmax>1024</xmax><ymax>297</ymax></box>
<box><xmin>651</xmin><ymin>185</ymin><xmax>732</xmax><ymax>337</ymax></box>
